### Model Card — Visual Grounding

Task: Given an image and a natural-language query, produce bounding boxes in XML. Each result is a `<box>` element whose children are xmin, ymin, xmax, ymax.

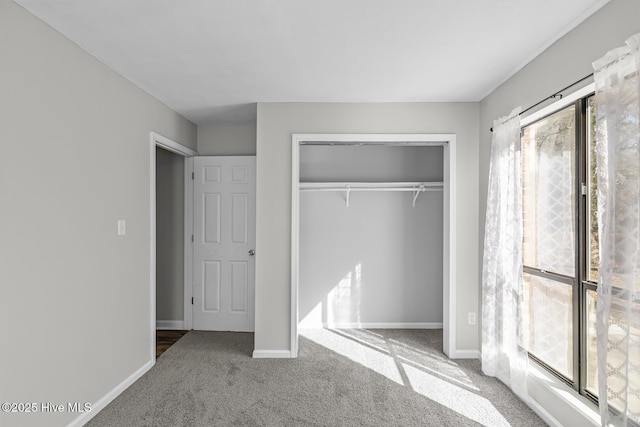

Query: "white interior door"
<box><xmin>193</xmin><ymin>156</ymin><xmax>255</xmax><ymax>331</ymax></box>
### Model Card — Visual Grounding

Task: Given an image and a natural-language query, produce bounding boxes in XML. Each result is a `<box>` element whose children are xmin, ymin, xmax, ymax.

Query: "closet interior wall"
<box><xmin>299</xmin><ymin>144</ymin><xmax>444</xmax><ymax>328</ymax></box>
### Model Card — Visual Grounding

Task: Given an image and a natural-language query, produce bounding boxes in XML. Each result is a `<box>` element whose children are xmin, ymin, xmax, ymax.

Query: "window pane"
<box><xmin>587</xmin><ymin>97</ymin><xmax>600</xmax><ymax>283</ymax></box>
<box><xmin>522</xmin><ymin>272</ymin><xmax>573</xmax><ymax>379</ymax></box>
<box><xmin>522</xmin><ymin>106</ymin><xmax>576</xmax><ymax>277</ymax></box>
<box><xmin>586</xmin><ymin>289</ymin><xmax>598</xmax><ymax>395</ymax></box>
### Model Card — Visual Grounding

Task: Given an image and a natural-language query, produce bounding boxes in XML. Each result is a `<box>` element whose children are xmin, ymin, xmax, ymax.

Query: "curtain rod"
<box><xmin>489</xmin><ymin>73</ymin><xmax>593</xmax><ymax>132</ymax></box>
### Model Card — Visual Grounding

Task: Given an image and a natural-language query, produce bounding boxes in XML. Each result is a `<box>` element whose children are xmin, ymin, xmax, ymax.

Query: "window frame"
<box><xmin>519</xmin><ymin>83</ymin><xmax>598</xmax><ymax>404</ymax></box>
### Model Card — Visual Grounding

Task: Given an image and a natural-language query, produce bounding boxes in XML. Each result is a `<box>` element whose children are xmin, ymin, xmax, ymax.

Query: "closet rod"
<box><xmin>489</xmin><ymin>73</ymin><xmax>593</xmax><ymax>132</ymax></box>
<box><xmin>299</xmin><ymin>187</ymin><xmax>442</xmax><ymax>192</ymax></box>
<box><xmin>299</xmin><ymin>183</ymin><xmax>442</xmax><ymax>207</ymax></box>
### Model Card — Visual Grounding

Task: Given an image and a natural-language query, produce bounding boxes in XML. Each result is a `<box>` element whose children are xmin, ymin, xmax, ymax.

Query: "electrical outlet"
<box><xmin>468</xmin><ymin>312</ymin><xmax>477</xmax><ymax>325</ymax></box>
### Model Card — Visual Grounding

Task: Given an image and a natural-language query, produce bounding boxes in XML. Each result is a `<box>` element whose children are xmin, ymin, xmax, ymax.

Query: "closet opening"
<box><xmin>291</xmin><ymin>134</ymin><xmax>457</xmax><ymax>359</ymax></box>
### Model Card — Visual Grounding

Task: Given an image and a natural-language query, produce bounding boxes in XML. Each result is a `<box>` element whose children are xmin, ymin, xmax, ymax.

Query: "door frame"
<box><xmin>149</xmin><ymin>131</ymin><xmax>198</xmax><ymax>361</ymax></box>
<box><xmin>291</xmin><ymin>133</ymin><xmax>457</xmax><ymax>358</ymax></box>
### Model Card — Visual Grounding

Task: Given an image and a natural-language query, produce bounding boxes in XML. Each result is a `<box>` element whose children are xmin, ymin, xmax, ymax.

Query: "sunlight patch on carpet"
<box><xmin>301</xmin><ymin>328</ymin><xmax>509</xmax><ymax>427</ymax></box>
<box><xmin>300</xmin><ymin>328</ymin><xmax>403</xmax><ymax>384</ymax></box>
<box><xmin>403</xmin><ymin>363</ymin><xmax>510</xmax><ymax>427</ymax></box>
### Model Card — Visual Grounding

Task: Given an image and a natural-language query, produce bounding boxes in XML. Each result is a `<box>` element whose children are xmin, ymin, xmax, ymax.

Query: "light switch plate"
<box><xmin>117</xmin><ymin>219</ymin><xmax>126</xmax><ymax>236</ymax></box>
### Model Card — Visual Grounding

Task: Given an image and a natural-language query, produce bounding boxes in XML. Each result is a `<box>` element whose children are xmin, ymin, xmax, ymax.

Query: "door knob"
<box><xmin>248</xmin><ymin>249</ymin><xmax>256</xmax><ymax>256</ymax></box>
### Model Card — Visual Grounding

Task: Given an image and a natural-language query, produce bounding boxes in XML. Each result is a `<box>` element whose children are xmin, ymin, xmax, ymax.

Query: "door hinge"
<box><xmin>191</xmin><ymin>235</ymin><xmax>194</xmax><ymax>242</ymax></box>
<box><xmin>192</xmin><ymin>172</ymin><xmax>194</xmax><ymax>180</ymax></box>
<box><xmin>581</xmin><ymin>183</ymin><xmax>587</xmax><ymax>196</ymax></box>
<box><xmin>191</xmin><ymin>297</ymin><xmax>194</xmax><ymax>305</ymax></box>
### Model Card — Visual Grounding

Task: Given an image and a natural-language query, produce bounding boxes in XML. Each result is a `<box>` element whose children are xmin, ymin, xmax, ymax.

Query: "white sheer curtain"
<box><xmin>593</xmin><ymin>34</ymin><xmax>640</xmax><ymax>427</ymax></box>
<box><xmin>482</xmin><ymin>107</ymin><xmax>529</xmax><ymax>400</ymax></box>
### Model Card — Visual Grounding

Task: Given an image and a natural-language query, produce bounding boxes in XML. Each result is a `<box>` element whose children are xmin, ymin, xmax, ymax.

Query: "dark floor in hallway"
<box><xmin>156</xmin><ymin>330</ymin><xmax>188</xmax><ymax>358</ymax></box>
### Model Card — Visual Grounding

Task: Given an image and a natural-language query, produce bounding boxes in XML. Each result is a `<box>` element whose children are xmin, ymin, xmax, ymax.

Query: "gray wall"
<box><xmin>299</xmin><ymin>145</ymin><xmax>444</xmax><ymax>327</ymax></box>
<box><xmin>255</xmin><ymin>102</ymin><xmax>479</xmax><ymax>352</ymax></box>
<box><xmin>156</xmin><ymin>147</ymin><xmax>185</xmax><ymax>322</ymax></box>
<box><xmin>198</xmin><ymin>122</ymin><xmax>257</xmax><ymax>155</ymax></box>
<box><xmin>300</xmin><ymin>145</ymin><xmax>444</xmax><ymax>182</ymax></box>
<box><xmin>479</xmin><ymin>0</ymin><xmax>640</xmax><ymax>424</ymax></box>
<box><xmin>0</xmin><ymin>3</ymin><xmax>196</xmax><ymax>427</ymax></box>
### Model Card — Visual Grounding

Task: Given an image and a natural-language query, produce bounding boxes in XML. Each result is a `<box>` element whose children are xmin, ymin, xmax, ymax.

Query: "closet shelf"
<box><xmin>299</xmin><ymin>181</ymin><xmax>443</xmax><ymax>207</ymax></box>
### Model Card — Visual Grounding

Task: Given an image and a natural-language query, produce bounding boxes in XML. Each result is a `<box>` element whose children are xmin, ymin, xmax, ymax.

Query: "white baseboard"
<box><xmin>300</xmin><ymin>322</ymin><xmax>444</xmax><ymax>329</ymax></box>
<box><xmin>528</xmin><ymin>396</ymin><xmax>564</xmax><ymax>427</ymax></box>
<box><xmin>156</xmin><ymin>320</ymin><xmax>185</xmax><ymax>330</ymax></box>
<box><xmin>67</xmin><ymin>358</ymin><xmax>154</xmax><ymax>427</ymax></box>
<box><xmin>448</xmin><ymin>349</ymin><xmax>480</xmax><ymax>359</ymax></box>
<box><xmin>252</xmin><ymin>350</ymin><xmax>292</xmax><ymax>359</ymax></box>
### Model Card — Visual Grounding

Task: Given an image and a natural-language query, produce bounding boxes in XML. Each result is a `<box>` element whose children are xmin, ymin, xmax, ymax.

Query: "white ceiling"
<box><xmin>16</xmin><ymin>0</ymin><xmax>609</xmax><ymax>125</ymax></box>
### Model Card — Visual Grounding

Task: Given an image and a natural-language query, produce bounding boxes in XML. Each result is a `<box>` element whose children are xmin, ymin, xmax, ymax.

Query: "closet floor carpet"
<box><xmin>88</xmin><ymin>329</ymin><xmax>545</xmax><ymax>427</ymax></box>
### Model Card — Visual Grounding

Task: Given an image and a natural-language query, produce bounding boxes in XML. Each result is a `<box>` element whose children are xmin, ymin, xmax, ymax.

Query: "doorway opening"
<box><xmin>149</xmin><ymin>132</ymin><xmax>197</xmax><ymax>361</ymax></box>
<box><xmin>291</xmin><ymin>134</ymin><xmax>457</xmax><ymax>358</ymax></box>
<box><xmin>156</xmin><ymin>146</ymin><xmax>186</xmax><ymax>330</ymax></box>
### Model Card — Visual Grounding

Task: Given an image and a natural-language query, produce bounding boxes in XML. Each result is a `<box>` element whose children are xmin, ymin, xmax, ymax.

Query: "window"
<box><xmin>520</xmin><ymin>93</ymin><xmax>600</xmax><ymax>402</ymax></box>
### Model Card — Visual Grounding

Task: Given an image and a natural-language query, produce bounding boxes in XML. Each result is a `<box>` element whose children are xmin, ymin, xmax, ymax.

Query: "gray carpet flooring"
<box><xmin>87</xmin><ymin>329</ymin><xmax>546</xmax><ymax>426</ymax></box>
